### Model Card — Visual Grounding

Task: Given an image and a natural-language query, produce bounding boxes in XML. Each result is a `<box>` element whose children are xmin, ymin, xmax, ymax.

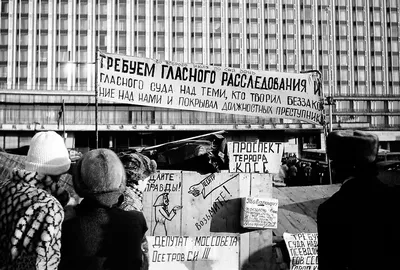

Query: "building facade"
<box><xmin>0</xmin><ymin>0</ymin><xmax>399</xmax><ymax>152</ymax></box>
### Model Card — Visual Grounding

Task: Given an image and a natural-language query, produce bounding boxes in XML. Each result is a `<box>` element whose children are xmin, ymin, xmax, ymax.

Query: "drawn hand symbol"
<box><xmin>188</xmin><ymin>183</ymin><xmax>203</xmax><ymax>197</ymax></box>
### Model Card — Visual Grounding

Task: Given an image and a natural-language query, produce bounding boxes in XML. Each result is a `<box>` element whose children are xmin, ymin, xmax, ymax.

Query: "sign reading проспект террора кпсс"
<box><xmin>97</xmin><ymin>52</ymin><xmax>323</xmax><ymax>125</ymax></box>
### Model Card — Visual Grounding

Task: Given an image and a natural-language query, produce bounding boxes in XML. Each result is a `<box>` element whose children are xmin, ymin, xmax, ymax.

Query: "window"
<box><xmin>338</xmin><ymin>10</ymin><xmax>346</xmax><ymax>20</ymax></box>
<box><xmin>339</xmin><ymin>39</ymin><xmax>347</xmax><ymax>50</ymax></box>
<box><xmin>20</xmin><ymin>33</ymin><xmax>28</xmax><ymax>46</ymax></box>
<box><xmin>371</xmin><ymin>116</ymin><xmax>385</xmax><ymax>127</ymax></box>
<box><xmin>391</xmin><ymin>41</ymin><xmax>399</xmax><ymax>51</ymax></box>
<box><xmin>355</xmin><ymin>10</ymin><xmax>364</xmax><ymax>21</ymax></box>
<box><xmin>232</xmin><ymin>6</ymin><xmax>239</xmax><ymax>17</ymax></box>
<box><xmin>80</xmin><ymin>2</ymin><xmax>88</xmax><ymax>14</ymax></box>
<box><xmin>19</xmin><ymin>49</ymin><xmax>28</xmax><ymax>61</ymax></box>
<box><xmin>60</xmin><ymin>17</ymin><xmax>68</xmax><ymax>30</ymax></box>
<box><xmin>40</xmin><ymin>18</ymin><xmax>48</xmax><ymax>30</ymax></box>
<box><xmin>357</xmin><ymin>40</ymin><xmax>365</xmax><ymax>50</ymax></box>
<box><xmin>194</xmin><ymin>5</ymin><xmax>202</xmax><ymax>17</ymax></box>
<box><xmin>232</xmin><ymin>52</ymin><xmax>240</xmax><ymax>64</ymax></box>
<box><xmin>137</xmin><ymin>19</ymin><xmax>145</xmax><ymax>31</ymax></box>
<box><xmin>20</xmin><ymin>17</ymin><xmax>28</xmax><ymax>29</ymax></box>
<box><xmin>391</xmin><ymin>11</ymin><xmax>398</xmax><ymax>22</ymax></box>
<box><xmin>231</xmin><ymin>21</ymin><xmax>240</xmax><ymax>33</ymax></box>
<box><xmin>268</xmin><ymin>23</ymin><xmax>277</xmax><ymax>34</ymax></box>
<box><xmin>60</xmin><ymin>1</ymin><xmax>68</xmax><ymax>14</ymax></box>
<box><xmin>40</xmin><ymin>2</ymin><xmax>48</xmax><ymax>13</ymax></box>
<box><xmin>373</xmin><ymin>11</ymin><xmax>381</xmax><ymax>21</ymax></box>
<box><xmin>339</xmin><ymin>54</ymin><xmax>348</xmax><ymax>65</ymax></box>
<box><xmin>373</xmin><ymin>70</ymin><xmax>382</xmax><ymax>81</ymax></box>
<box><xmin>373</xmin><ymin>25</ymin><xmax>381</xmax><ymax>36</ymax></box>
<box><xmin>156</xmin><ymin>20</ymin><xmax>165</xmax><ymax>31</ymax></box>
<box><xmin>303</xmin><ymin>24</ymin><xmax>312</xmax><ymax>35</ymax></box>
<box><xmin>21</xmin><ymin>1</ymin><xmax>29</xmax><ymax>13</ymax></box>
<box><xmin>100</xmin><ymin>18</ymin><xmax>107</xmax><ymax>30</ymax></box>
<box><xmin>79</xmin><ymin>18</ymin><xmax>88</xmax><ymax>31</ymax></box>
<box><xmin>339</xmin><ymin>25</ymin><xmax>347</xmax><ymax>35</ymax></box>
<box><xmin>339</xmin><ymin>70</ymin><xmax>348</xmax><ymax>80</ymax></box>
<box><xmin>355</xmin><ymin>25</ymin><xmax>364</xmax><ymax>36</ymax></box>
<box><xmin>356</xmin><ymin>70</ymin><xmax>365</xmax><ymax>81</ymax></box>
<box><xmin>267</xmin><ymin>8</ymin><xmax>276</xmax><ymax>19</ymax></box>
<box><xmin>353</xmin><ymin>101</ymin><xmax>368</xmax><ymax>112</ymax></box>
<box><xmin>118</xmin><ymin>19</ymin><xmax>126</xmax><ymax>31</ymax></box>
<box><xmin>303</xmin><ymin>39</ymin><xmax>312</xmax><ymax>50</ymax></box>
<box><xmin>374</xmin><ymin>40</ymin><xmax>382</xmax><ymax>51</ymax></box>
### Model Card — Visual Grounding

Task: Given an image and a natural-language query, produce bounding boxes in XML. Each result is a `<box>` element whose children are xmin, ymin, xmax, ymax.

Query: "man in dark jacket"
<box><xmin>317</xmin><ymin>130</ymin><xmax>396</xmax><ymax>270</ymax></box>
<box><xmin>59</xmin><ymin>149</ymin><xmax>148</xmax><ymax>270</ymax></box>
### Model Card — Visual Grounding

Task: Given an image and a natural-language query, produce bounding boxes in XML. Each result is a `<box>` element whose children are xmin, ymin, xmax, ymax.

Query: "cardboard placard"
<box><xmin>148</xmin><ymin>235</ymin><xmax>239</xmax><ymax>270</ymax></box>
<box><xmin>240</xmin><ymin>197</ymin><xmax>278</xmax><ymax>229</ymax></box>
<box><xmin>227</xmin><ymin>141</ymin><xmax>284</xmax><ymax>174</ymax></box>
<box><xmin>283</xmin><ymin>232</ymin><xmax>318</xmax><ymax>270</ymax></box>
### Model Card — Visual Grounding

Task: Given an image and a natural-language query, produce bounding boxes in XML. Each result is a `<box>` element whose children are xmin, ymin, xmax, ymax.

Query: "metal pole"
<box><xmin>325</xmin><ymin>7</ymin><xmax>333</xmax><ymax>184</ymax></box>
<box><xmin>95</xmin><ymin>48</ymin><xmax>99</xmax><ymax>149</ymax></box>
<box><xmin>62</xmin><ymin>99</ymin><xmax>66</xmax><ymax>143</ymax></box>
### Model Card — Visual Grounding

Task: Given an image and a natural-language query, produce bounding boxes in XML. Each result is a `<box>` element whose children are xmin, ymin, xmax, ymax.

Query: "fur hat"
<box><xmin>117</xmin><ymin>151</ymin><xmax>157</xmax><ymax>185</ymax></box>
<box><xmin>25</xmin><ymin>131</ymin><xmax>71</xmax><ymax>175</ymax></box>
<box><xmin>73</xmin><ymin>149</ymin><xmax>126</xmax><ymax>206</ymax></box>
<box><xmin>327</xmin><ymin>130</ymin><xmax>379</xmax><ymax>165</ymax></box>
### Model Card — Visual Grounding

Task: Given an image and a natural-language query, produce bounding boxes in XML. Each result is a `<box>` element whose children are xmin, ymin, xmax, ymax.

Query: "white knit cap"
<box><xmin>25</xmin><ymin>131</ymin><xmax>71</xmax><ymax>175</ymax></box>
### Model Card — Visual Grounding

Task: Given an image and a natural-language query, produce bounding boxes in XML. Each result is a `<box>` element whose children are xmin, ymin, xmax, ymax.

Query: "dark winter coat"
<box><xmin>59</xmin><ymin>198</ymin><xmax>148</xmax><ymax>270</ymax></box>
<box><xmin>317</xmin><ymin>175</ymin><xmax>397</xmax><ymax>270</ymax></box>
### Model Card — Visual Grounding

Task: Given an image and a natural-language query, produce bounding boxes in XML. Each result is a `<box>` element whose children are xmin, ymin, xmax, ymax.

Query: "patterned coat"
<box><xmin>0</xmin><ymin>168</ymin><xmax>69</xmax><ymax>270</ymax></box>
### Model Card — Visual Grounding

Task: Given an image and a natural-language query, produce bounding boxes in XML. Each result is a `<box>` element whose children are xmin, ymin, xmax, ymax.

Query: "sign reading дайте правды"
<box><xmin>97</xmin><ymin>52</ymin><xmax>323</xmax><ymax>125</ymax></box>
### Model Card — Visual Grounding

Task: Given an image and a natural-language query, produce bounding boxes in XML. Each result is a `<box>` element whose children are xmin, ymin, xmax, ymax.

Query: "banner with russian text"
<box><xmin>97</xmin><ymin>52</ymin><xmax>323</xmax><ymax>125</ymax></box>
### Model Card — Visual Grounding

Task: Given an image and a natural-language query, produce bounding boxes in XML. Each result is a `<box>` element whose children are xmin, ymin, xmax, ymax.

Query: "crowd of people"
<box><xmin>0</xmin><ymin>131</ymin><xmax>157</xmax><ymax>270</ymax></box>
<box><xmin>277</xmin><ymin>154</ymin><xmax>329</xmax><ymax>186</ymax></box>
<box><xmin>0</xmin><ymin>129</ymin><xmax>397</xmax><ymax>269</ymax></box>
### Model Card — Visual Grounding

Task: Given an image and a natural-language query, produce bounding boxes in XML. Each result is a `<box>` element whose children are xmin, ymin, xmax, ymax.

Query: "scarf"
<box><xmin>0</xmin><ymin>168</ymin><xmax>66</xmax><ymax>270</ymax></box>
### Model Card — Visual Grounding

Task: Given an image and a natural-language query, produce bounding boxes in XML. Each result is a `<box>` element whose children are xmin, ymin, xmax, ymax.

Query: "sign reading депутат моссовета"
<box><xmin>97</xmin><ymin>52</ymin><xmax>323</xmax><ymax>125</ymax></box>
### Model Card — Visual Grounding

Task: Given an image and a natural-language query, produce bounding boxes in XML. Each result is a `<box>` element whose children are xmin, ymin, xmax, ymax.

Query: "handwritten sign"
<box><xmin>97</xmin><ymin>52</ymin><xmax>323</xmax><ymax>124</ymax></box>
<box><xmin>227</xmin><ymin>141</ymin><xmax>284</xmax><ymax>174</ymax></box>
<box><xmin>283</xmin><ymin>232</ymin><xmax>318</xmax><ymax>270</ymax></box>
<box><xmin>240</xmin><ymin>197</ymin><xmax>278</xmax><ymax>229</ymax></box>
<box><xmin>148</xmin><ymin>235</ymin><xmax>239</xmax><ymax>270</ymax></box>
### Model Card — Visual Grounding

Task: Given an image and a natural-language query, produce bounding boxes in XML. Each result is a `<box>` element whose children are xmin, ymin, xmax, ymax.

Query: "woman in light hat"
<box><xmin>59</xmin><ymin>149</ymin><xmax>148</xmax><ymax>270</ymax></box>
<box><xmin>0</xmin><ymin>131</ymin><xmax>71</xmax><ymax>270</ymax></box>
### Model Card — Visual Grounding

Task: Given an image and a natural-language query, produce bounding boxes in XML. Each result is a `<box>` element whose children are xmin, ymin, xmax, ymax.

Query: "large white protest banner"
<box><xmin>96</xmin><ymin>52</ymin><xmax>323</xmax><ymax>125</ymax></box>
<box><xmin>283</xmin><ymin>232</ymin><xmax>318</xmax><ymax>270</ymax></box>
<box><xmin>227</xmin><ymin>141</ymin><xmax>284</xmax><ymax>174</ymax></box>
<box><xmin>148</xmin><ymin>235</ymin><xmax>239</xmax><ymax>270</ymax></box>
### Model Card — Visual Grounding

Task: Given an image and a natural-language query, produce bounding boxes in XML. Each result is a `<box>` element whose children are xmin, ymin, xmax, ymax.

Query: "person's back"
<box><xmin>0</xmin><ymin>131</ymin><xmax>71</xmax><ymax>270</ymax></box>
<box><xmin>60</xmin><ymin>149</ymin><xmax>147</xmax><ymax>270</ymax></box>
<box><xmin>60</xmin><ymin>199</ymin><xmax>147</xmax><ymax>270</ymax></box>
<box><xmin>317</xmin><ymin>130</ymin><xmax>396</xmax><ymax>270</ymax></box>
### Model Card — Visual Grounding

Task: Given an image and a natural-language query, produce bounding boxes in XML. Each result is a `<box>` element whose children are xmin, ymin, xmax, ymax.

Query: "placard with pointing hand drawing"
<box><xmin>143</xmin><ymin>171</ymin><xmax>183</xmax><ymax>236</ymax></box>
<box><xmin>142</xmin><ymin>171</ymin><xmax>274</xmax><ymax>270</ymax></box>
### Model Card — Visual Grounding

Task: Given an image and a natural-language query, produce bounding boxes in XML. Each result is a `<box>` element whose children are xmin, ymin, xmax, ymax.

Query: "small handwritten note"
<box><xmin>240</xmin><ymin>197</ymin><xmax>278</xmax><ymax>229</ymax></box>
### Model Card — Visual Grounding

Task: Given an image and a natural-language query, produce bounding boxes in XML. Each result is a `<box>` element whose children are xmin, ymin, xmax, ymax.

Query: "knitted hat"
<box><xmin>25</xmin><ymin>131</ymin><xmax>71</xmax><ymax>176</ymax></box>
<box><xmin>73</xmin><ymin>148</ymin><xmax>126</xmax><ymax>206</ymax></box>
<box><xmin>117</xmin><ymin>151</ymin><xmax>157</xmax><ymax>185</ymax></box>
<box><xmin>327</xmin><ymin>130</ymin><xmax>379</xmax><ymax>165</ymax></box>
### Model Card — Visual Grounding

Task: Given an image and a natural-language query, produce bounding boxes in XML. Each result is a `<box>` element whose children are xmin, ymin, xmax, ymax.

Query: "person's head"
<box><xmin>327</xmin><ymin>130</ymin><xmax>379</xmax><ymax>181</ymax></box>
<box><xmin>73</xmin><ymin>148</ymin><xmax>126</xmax><ymax>207</ymax></box>
<box><xmin>118</xmin><ymin>151</ymin><xmax>157</xmax><ymax>192</ymax></box>
<box><xmin>25</xmin><ymin>131</ymin><xmax>71</xmax><ymax>176</ymax></box>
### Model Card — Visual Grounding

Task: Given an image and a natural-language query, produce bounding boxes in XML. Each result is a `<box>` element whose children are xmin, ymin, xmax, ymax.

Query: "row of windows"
<box><xmin>336</xmin><ymin>100</ymin><xmax>400</xmax><ymax>112</ymax></box>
